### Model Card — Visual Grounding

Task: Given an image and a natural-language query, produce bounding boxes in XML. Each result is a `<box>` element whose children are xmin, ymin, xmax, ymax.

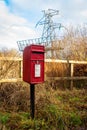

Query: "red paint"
<box><xmin>23</xmin><ymin>44</ymin><xmax>45</xmax><ymax>84</ymax></box>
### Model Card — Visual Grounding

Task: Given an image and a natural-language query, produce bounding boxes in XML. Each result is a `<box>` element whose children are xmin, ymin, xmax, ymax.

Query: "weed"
<box><xmin>69</xmin><ymin>112</ymin><xmax>82</xmax><ymax>127</ymax></box>
<box><xmin>69</xmin><ymin>97</ymin><xmax>80</xmax><ymax>102</ymax></box>
<box><xmin>0</xmin><ymin>113</ymin><xmax>10</xmax><ymax>124</ymax></box>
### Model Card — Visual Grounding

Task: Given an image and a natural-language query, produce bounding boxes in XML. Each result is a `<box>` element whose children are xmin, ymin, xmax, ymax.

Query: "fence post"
<box><xmin>19</xmin><ymin>60</ymin><xmax>22</xmax><ymax>78</ymax></box>
<box><xmin>70</xmin><ymin>63</ymin><xmax>74</xmax><ymax>89</ymax></box>
<box><xmin>0</xmin><ymin>61</ymin><xmax>2</xmax><ymax>79</ymax></box>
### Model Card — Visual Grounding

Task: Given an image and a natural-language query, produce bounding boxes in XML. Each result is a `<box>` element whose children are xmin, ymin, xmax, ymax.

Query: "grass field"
<box><xmin>0</xmin><ymin>82</ymin><xmax>87</xmax><ymax>130</ymax></box>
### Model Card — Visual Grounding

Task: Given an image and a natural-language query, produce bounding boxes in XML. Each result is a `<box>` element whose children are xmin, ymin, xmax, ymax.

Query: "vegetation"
<box><xmin>0</xmin><ymin>48</ymin><xmax>20</xmax><ymax>79</ymax></box>
<box><xmin>0</xmin><ymin>82</ymin><xmax>87</xmax><ymax>130</ymax></box>
<box><xmin>0</xmin><ymin>25</ymin><xmax>87</xmax><ymax>129</ymax></box>
<box><xmin>53</xmin><ymin>25</ymin><xmax>87</xmax><ymax>60</ymax></box>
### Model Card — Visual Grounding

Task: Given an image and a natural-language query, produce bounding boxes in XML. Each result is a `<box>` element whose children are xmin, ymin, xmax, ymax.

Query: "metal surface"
<box><xmin>30</xmin><ymin>84</ymin><xmax>35</xmax><ymax>119</ymax></box>
<box><xmin>36</xmin><ymin>9</ymin><xmax>61</xmax><ymax>47</ymax></box>
<box><xmin>17</xmin><ymin>37</ymin><xmax>47</xmax><ymax>51</ymax></box>
<box><xmin>23</xmin><ymin>44</ymin><xmax>45</xmax><ymax>84</ymax></box>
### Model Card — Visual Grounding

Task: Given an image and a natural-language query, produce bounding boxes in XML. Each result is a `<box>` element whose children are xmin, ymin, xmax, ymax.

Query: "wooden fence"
<box><xmin>0</xmin><ymin>57</ymin><xmax>87</xmax><ymax>88</ymax></box>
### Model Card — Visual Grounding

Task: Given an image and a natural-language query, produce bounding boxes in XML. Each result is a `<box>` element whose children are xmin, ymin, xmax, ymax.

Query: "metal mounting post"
<box><xmin>30</xmin><ymin>84</ymin><xmax>35</xmax><ymax>119</ymax></box>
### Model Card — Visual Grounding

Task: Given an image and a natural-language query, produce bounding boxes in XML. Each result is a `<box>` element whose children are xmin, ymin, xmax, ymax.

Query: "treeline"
<box><xmin>46</xmin><ymin>25</ymin><xmax>87</xmax><ymax>60</ymax></box>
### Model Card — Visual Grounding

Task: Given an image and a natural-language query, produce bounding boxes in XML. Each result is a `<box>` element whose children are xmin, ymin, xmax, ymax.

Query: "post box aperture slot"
<box><xmin>32</xmin><ymin>51</ymin><xmax>44</xmax><ymax>54</ymax></box>
<box><xmin>31</xmin><ymin>51</ymin><xmax>44</xmax><ymax>60</ymax></box>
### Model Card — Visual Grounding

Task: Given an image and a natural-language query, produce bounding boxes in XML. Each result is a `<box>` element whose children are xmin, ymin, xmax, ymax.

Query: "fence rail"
<box><xmin>0</xmin><ymin>57</ymin><xmax>87</xmax><ymax>88</ymax></box>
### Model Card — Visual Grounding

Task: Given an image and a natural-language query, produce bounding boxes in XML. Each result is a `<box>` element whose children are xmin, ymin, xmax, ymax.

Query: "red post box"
<box><xmin>23</xmin><ymin>44</ymin><xmax>45</xmax><ymax>84</ymax></box>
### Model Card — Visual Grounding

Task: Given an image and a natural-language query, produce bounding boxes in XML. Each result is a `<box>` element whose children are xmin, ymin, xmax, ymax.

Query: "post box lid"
<box><xmin>31</xmin><ymin>44</ymin><xmax>45</xmax><ymax>52</ymax></box>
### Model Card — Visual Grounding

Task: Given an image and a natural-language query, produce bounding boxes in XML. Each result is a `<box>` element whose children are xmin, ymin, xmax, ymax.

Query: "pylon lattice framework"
<box><xmin>36</xmin><ymin>9</ymin><xmax>61</xmax><ymax>47</ymax></box>
<box><xmin>17</xmin><ymin>9</ymin><xmax>61</xmax><ymax>51</ymax></box>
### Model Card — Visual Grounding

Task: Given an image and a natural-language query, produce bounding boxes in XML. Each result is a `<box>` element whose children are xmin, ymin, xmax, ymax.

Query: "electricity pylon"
<box><xmin>36</xmin><ymin>9</ymin><xmax>62</xmax><ymax>58</ymax></box>
<box><xmin>36</xmin><ymin>9</ymin><xmax>61</xmax><ymax>47</ymax></box>
<box><xmin>17</xmin><ymin>9</ymin><xmax>62</xmax><ymax>57</ymax></box>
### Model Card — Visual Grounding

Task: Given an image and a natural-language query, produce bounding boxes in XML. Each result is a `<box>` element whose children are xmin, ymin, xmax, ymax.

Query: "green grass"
<box><xmin>0</xmin><ymin>112</ymin><xmax>10</xmax><ymax>124</ymax></box>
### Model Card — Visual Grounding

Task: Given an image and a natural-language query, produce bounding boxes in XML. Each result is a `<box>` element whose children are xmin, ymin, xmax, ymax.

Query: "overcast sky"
<box><xmin>0</xmin><ymin>0</ymin><xmax>87</xmax><ymax>50</ymax></box>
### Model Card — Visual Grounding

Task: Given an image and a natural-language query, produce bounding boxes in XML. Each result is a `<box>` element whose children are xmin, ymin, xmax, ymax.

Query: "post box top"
<box><xmin>24</xmin><ymin>44</ymin><xmax>45</xmax><ymax>53</ymax></box>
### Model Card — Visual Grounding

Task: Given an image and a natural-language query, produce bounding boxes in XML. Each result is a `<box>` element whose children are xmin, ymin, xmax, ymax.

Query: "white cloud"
<box><xmin>0</xmin><ymin>1</ymin><xmax>39</xmax><ymax>50</ymax></box>
<box><xmin>80</xmin><ymin>10</ymin><xmax>87</xmax><ymax>17</ymax></box>
<box><xmin>74</xmin><ymin>0</ymin><xmax>83</xmax><ymax>4</ymax></box>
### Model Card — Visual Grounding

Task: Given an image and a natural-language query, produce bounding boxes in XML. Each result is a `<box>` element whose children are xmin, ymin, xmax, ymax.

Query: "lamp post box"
<box><xmin>23</xmin><ymin>44</ymin><xmax>45</xmax><ymax>84</ymax></box>
<box><xmin>23</xmin><ymin>44</ymin><xmax>45</xmax><ymax>119</ymax></box>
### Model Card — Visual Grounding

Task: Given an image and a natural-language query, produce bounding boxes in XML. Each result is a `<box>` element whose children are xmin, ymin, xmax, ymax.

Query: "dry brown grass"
<box><xmin>45</xmin><ymin>62</ymin><xmax>69</xmax><ymax>77</ymax></box>
<box><xmin>0</xmin><ymin>82</ymin><xmax>87</xmax><ymax>129</ymax></box>
<box><xmin>0</xmin><ymin>82</ymin><xmax>30</xmax><ymax>112</ymax></box>
<box><xmin>0</xmin><ymin>82</ymin><xmax>87</xmax><ymax>113</ymax></box>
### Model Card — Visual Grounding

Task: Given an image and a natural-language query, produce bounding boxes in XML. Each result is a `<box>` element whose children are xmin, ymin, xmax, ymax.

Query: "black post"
<box><xmin>30</xmin><ymin>84</ymin><xmax>35</xmax><ymax>119</ymax></box>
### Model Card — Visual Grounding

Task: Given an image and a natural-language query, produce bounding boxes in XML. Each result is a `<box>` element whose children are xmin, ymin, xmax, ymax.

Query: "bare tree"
<box><xmin>53</xmin><ymin>25</ymin><xmax>87</xmax><ymax>60</ymax></box>
<box><xmin>0</xmin><ymin>48</ymin><xmax>21</xmax><ymax>79</ymax></box>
